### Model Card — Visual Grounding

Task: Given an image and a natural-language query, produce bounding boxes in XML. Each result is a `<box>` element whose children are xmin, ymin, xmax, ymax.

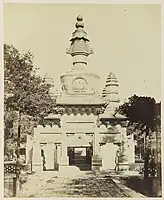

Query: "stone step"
<box><xmin>74</xmin><ymin>164</ymin><xmax>91</xmax><ymax>170</ymax></box>
<box><xmin>74</xmin><ymin>159</ymin><xmax>87</xmax><ymax>162</ymax></box>
<box><xmin>74</xmin><ymin>162</ymin><xmax>88</xmax><ymax>165</ymax></box>
<box><xmin>74</xmin><ymin>156</ymin><xmax>86</xmax><ymax>158</ymax></box>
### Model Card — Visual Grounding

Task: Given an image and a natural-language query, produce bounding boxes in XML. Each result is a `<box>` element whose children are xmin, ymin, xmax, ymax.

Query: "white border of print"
<box><xmin>1</xmin><ymin>1</ymin><xmax>164</xmax><ymax>200</ymax></box>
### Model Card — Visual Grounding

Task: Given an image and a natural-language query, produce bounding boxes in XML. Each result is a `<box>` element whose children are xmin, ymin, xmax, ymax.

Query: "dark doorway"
<box><xmin>68</xmin><ymin>146</ymin><xmax>92</xmax><ymax>171</ymax></box>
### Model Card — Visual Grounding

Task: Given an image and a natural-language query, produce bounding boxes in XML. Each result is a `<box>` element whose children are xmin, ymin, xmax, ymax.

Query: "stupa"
<box><xmin>31</xmin><ymin>15</ymin><xmax>135</xmax><ymax>172</ymax></box>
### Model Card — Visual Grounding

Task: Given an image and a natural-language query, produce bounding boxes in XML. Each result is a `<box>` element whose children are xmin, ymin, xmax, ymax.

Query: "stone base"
<box><xmin>92</xmin><ymin>155</ymin><xmax>102</xmax><ymax>172</ymax></box>
<box><xmin>100</xmin><ymin>167</ymin><xmax>115</xmax><ymax>171</ymax></box>
<box><xmin>32</xmin><ymin>164</ymin><xmax>43</xmax><ymax>173</ymax></box>
<box><xmin>59</xmin><ymin>165</ymin><xmax>80</xmax><ymax>172</ymax></box>
<box><xmin>92</xmin><ymin>165</ymin><xmax>101</xmax><ymax>172</ymax></box>
<box><xmin>118</xmin><ymin>163</ymin><xmax>129</xmax><ymax>171</ymax></box>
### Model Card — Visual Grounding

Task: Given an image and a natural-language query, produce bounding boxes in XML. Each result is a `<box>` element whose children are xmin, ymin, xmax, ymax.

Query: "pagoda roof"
<box><xmin>66</xmin><ymin>15</ymin><xmax>93</xmax><ymax>58</ymax></box>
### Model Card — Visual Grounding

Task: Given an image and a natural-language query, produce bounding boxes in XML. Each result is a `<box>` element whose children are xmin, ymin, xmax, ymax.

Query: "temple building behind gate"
<box><xmin>30</xmin><ymin>15</ymin><xmax>135</xmax><ymax>172</ymax></box>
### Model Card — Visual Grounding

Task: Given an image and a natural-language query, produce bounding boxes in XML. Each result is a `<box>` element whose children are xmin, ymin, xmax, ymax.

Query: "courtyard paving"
<box><xmin>20</xmin><ymin>171</ymin><xmax>132</xmax><ymax>198</ymax></box>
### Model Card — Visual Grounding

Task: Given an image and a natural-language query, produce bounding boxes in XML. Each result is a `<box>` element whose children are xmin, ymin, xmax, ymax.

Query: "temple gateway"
<box><xmin>31</xmin><ymin>15</ymin><xmax>135</xmax><ymax>172</ymax></box>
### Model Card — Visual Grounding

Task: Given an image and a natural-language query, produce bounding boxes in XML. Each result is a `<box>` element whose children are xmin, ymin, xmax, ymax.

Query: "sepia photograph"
<box><xmin>3</xmin><ymin>3</ymin><xmax>162</xmax><ymax>198</ymax></box>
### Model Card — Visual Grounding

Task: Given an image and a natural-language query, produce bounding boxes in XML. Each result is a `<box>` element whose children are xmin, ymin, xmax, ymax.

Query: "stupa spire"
<box><xmin>105</xmin><ymin>72</ymin><xmax>120</xmax><ymax>103</ymax></box>
<box><xmin>75</xmin><ymin>15</ymin><xmax>84</xmax><ymax>29</ymax></box>
<box><xmin>66</xmin><ymin>15</ymin><xmax>93</xmax><ymax>66</ymax></box>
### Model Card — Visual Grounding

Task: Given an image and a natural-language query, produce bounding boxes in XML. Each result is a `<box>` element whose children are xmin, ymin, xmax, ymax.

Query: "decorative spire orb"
<box><xmin>109</xmin><ymin>72</ymin><xmax>116</xmax><ymax>79</ymax></box>
<box><xmin>77</xmin><ymin>15</ymin><xmax>83</xmax><ymax>21</ymax></box>
<box><xmin>75</xmin><ymin>15</ymin><xmax>84</xmax><ymax>28</ymax></box>
<box><xmin>67</xmin><ymin>15</ymin><xmax>93</xmax><ymax>60</ymax></box>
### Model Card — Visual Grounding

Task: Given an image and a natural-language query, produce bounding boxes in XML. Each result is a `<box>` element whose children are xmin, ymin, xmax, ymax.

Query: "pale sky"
<box><xmin>4</xmin><ymin>4</ymin><xmax>161</xmax><ymax>103</ymax></box>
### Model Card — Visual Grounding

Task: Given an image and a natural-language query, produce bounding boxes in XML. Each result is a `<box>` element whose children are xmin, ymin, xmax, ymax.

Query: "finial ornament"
<box><xmin>76</xmin><ymin>15</ymin><xmax>84</xmax><ymax>28</ymax></box>
<box><xmin>77</xmin><ymin>15</ymin><xmax>83</xmax><ymax>21</ymax></box>
<box><xmin>66</xmin><ymin>15</ymin><xmax>93</xmax><ymax>64</ymax></box>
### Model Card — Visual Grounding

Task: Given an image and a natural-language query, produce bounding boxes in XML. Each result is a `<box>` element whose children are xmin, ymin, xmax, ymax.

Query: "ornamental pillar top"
<box><xmin>66</xmin><ymin>15</ymin><xmax>93</xmax><ymax>65</ymax></box>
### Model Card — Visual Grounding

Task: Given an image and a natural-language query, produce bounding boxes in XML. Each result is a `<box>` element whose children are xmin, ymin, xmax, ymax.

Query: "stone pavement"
<box><xmin>17</xmin><ymin>172</ymin><xmax>51</xmax><ymax>197</ymax></box>
<box><xmin>18</xmin><ymin>170</ymin><xmax>145</xmax><ymax>198</ymax></box>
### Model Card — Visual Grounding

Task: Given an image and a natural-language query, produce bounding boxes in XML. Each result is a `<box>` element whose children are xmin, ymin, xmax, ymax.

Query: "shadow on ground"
<box><xmin>120</xmin><ymin>176</ymin><xmax>162</xmax><ymax>197</ymax></box>
<box><xmin>66</xmin><ymin>175</ymin><xmax>129</xmax><ymax>197</ymax></box>
<box><xmin>29</xmin><ymin>173</ymin><xmax>130</xmax><ymax>198</ymax></box>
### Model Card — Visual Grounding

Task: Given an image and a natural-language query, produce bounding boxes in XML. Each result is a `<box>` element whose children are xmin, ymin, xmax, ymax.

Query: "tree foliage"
<box><xmin>4</xmin><ymin>44</ymin><xmax>56</xmax><ymax>156</ymax></box>
<box><xmin>118</xmin><ymin>94</ymin><xmax>161</xmax><ymax>180</ymax></box>
<box><xmin>117</xmin><ymin>94</ymin><xmax>161</xmax><ymax>136</ymax></box>
<box><xmin>4</xmin><ymin>44</ymin><xmax>56</xmax><ymax>119</ymax></box>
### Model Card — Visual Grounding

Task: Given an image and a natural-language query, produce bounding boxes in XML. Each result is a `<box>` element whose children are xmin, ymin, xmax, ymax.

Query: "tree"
<box><xmin>4</xmin><ymin>44</ymin><xmax>56</xmax><ymax>119</ymax></box>
<box><xmin>117</xmin><ymin>94</ymin><xmax>161</xmax><ymax>196</ymax></box>
<box><xmin>4</xmin><ymin>44</ymin><xmax>56</xmax><ymax>171</ymax></box>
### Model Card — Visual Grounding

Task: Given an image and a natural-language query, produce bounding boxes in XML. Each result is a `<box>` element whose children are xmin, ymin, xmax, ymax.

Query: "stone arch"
<box><xmin>45</xmin><ymin>125</ymin><xmax>51</xmax><ymax>129</ymax></box>
<box><xmin>37</xmin><ymin>125</ymin><xmax>44</xmax><ymax>129</ymax></box>
<box><xmin>52</xmin><ymin>124</ymin><xmax>59</xmax><ymax>129</ymax></box>
<box><xmin>99</xmin><ymin>124</ymin><xmax>106</xmax><ymax>132</ymax></box>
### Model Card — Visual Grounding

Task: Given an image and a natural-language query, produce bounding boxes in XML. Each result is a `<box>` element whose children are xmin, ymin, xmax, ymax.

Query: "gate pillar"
<box><xmin>92</xmin><ymin>127</ymin><xmax>102</xmax><ymax>171</ymax></box>
<box><xmin>59</xmin><ymin>120</ymin><xmax>69</xmax><ymax>170</ymax></box>
<box><xmin>32</xmin><ymin>127</ymin><xmax>42</xmax><ymax>172</ymax></box>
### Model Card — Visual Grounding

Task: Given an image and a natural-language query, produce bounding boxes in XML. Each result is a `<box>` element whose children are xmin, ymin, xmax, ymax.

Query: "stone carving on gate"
<box><xmin>99</xmin><ymin>124</ymin><xmax>106</xmax><ymax>132</ymax></box>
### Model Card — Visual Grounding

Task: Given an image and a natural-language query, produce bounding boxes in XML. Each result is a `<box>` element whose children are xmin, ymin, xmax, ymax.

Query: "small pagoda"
<box><xmin>99</xmin><ymin>73</ymin><xmax>130</xmax><ymax>171</ymax></box>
